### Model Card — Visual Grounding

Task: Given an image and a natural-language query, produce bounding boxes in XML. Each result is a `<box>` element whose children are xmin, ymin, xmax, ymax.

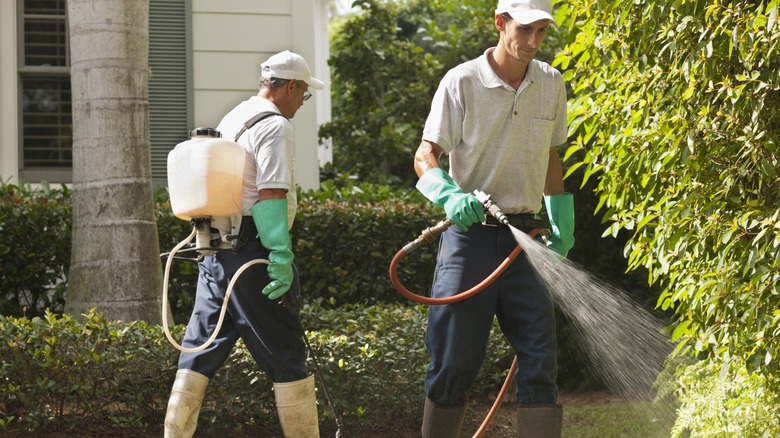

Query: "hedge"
<box><xmin>0</xmin><ymin>305</ymin><xmax>514</xmax><ymax>435</ymax></box>
<box><xmin>0</xmin><ymin>178</ymin><xmax>631</xmax><ymax>395</ymax></box>
<box><xmin>1</xmin><ymin>180</ymin><xmax>442</xmax><ymax>322</ymax></box>
<box><xmin>0</xmin><ymin>181</ymin><xmax>71</xmax><ymax>317</ymax></box>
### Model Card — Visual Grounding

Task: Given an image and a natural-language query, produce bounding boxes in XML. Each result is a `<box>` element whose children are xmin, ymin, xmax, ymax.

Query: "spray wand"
<box><xmin>390</xmin><ymin>190</ymin><xmax>540</xmax><ymax>306</ymax></box>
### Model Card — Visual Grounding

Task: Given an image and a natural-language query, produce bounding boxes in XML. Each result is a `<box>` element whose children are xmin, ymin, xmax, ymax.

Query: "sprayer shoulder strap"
<box><xmin>234</xmin><ymin>111</ymin><xmax>286</xmax><ymax>142</ymax></box>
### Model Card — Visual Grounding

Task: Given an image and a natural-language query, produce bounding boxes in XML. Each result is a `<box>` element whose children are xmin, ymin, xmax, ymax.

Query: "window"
<box><xmin>17</xmin><ymin>0</ymin><xmax>190</xmax><ymax>185</ymax></box>
<box><xmin>19</xmin><ymin>0</ymin><xmax>72</xmax><ymax>182</ymax></box>
<box><xmin>149</xmin><ymin>0</ymin><xmax>191</xmax><ymax>185</ymax></box>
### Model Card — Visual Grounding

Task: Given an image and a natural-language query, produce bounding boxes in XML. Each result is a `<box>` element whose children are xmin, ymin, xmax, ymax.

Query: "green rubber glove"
<box><xmin>250</xmin><ymin>198</ymin><xmax>293</xmax><ymax>300</ymax></box>
<box><xmin>416</xmin><ymin>167</ymin><xmax>485</xmax><ymax>232</ymax></box>
<box><xmin>544</xmin><ymin>193</ymin><xmax>575</xmax><ymax>257</ymax></box>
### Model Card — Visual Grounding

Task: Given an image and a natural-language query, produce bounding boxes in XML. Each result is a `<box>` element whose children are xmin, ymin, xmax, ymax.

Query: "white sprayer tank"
<box><xmin>167</xmin><ymin>128</ymin><xmax>246</xmax><ymax>221</ymax></box>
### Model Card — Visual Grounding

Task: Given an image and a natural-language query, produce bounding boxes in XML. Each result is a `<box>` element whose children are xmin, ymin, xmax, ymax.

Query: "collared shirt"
<box><xmin>216</xmin><ymin>96</ymin><xmax>297</xmax><ymax>227</ymax></box>
<box><xmin>422</xmin><ymin>47</ymin><xmax>568</xmax><ymax>214</ymax></box>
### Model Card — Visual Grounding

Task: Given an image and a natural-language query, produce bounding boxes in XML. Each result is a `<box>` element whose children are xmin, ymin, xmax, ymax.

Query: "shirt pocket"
<box><xmin>528</xmin><ymin>118</ymin><xmax>555</xmax><ymax>149</ymax></box>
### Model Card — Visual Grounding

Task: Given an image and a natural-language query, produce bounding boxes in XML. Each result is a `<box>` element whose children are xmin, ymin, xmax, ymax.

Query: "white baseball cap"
<box><xmin>496</xmin><ymin>0</ymin><xmax>558</xmax><ymax>26</ymax></box>
<box><xmin>261</xmin><ymin>50</ymin><xmax>325</xmax><ymax>90</ymax></box>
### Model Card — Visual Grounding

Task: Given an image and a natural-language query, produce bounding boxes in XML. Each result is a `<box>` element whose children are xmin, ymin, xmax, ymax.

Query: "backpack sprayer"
<box><xmin>162</xmin><ymin>127</ymin><xmax>253</xmax><ymax>353</ymax></box>
<box><xmin>388</xmin><ymin>190</ymin><xmax>546</xmax><ymax>438</ymax></box>
<box><xmin>162</xmin><ymin>128</ymin><xmax>343</xmax><ymax>435</ymax></box>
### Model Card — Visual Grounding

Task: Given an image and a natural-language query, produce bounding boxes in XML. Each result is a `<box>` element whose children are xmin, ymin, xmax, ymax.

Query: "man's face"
<box><xmin>284</xmin><ymin>80</ymin><xmax>311</xmax><ymax>119</ymax></box>
<box><xmin>499</xmin><ymin>16</ymin><xmax>549</xmax><ymax>63</ymax></box>
<box><xmin>294</xmin><ymin>81</ymin><xmax>310</xmax><ymax>114</ymax></box>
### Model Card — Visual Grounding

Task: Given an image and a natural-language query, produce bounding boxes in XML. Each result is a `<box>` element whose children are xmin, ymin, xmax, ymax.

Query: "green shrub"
<box><xmin>0</xmin><ymin>310</ymin><xmax>175</xmax><ymax>434</ymax></box>
<box><xmin>0</xmin><ymin>305</ymin><xmax>515</xmax><ymax>435</ymax></box>
<box><xmin>157</xmin><ymin>180</ymin><xmax>444</xmax><ymax>318</ymax></box>
<box><xmin>557</xmin><ymin>0</ymin><xmax>780</xmax><ymax>399</ymax></box>
<box><xmin>293</xmin><ymin>198</ymin><xmax>440</xmax><ymax>307</ymax></box>
<box><xmin>0</xmin><ymin>180</ymin><xmax>444</xmax><ymax>320</ymax></box>
<box><xmin>662</xmin><ymin>355</ymin><xmax>780</xmax><ymax>437</ymax></box>
<box><xmin>160</xmin><ymin>180</ymin><xmax>446</xmax><ymax>315</ymax></box>
<box><xmin>304</xmin><ymin>301</ymin><xmax>515</xmax><ymax>431</ymax></box>
<box><xmin>0</xmin><ymin>181</ymin><xmax>71</xmax><ymax>317</ymax></box>
<box><xmin>0</xmin><ymin>178</ymin><xmax>616</xmax><ymax>395</ymax></box>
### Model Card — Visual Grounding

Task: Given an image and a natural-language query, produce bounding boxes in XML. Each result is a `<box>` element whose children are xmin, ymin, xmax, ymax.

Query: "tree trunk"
<box><xmin>66</xmin><ymin>0</ymin><xmax>163</xmax><ymax>324</ymax></box>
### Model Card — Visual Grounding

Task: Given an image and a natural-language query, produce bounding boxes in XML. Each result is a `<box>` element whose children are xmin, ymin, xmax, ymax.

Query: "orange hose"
<box><xmin>389</xmin><ymin>228</ymin><xmax>540</xmax><ymax>305</ymax></box>
<box><xmin>474</xmin><ymin>356</ymin><xmax>518</xmax><ymax>438</ymax></box>
<box><xmin>388</xmin><ymin>227</ymin><xmax>540</xmax><ymax>438</ymax></box>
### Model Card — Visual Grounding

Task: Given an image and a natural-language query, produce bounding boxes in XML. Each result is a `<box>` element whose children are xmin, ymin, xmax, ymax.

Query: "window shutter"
<box><xmin>149</xmin><ymin>0</ymin><xmax>190</xmax><ymax>186</ymax></box>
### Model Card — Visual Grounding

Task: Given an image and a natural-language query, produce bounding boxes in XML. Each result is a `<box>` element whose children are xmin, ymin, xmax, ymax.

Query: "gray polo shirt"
<box><xmin>422</xmin><ymin>47</ymin><xmax>568</xmax><ymax>214</ymax></box>
<box><xmin>216</xmin><ymin>96</ymin><xmax>297</xmax><ymax>227</ymax></box>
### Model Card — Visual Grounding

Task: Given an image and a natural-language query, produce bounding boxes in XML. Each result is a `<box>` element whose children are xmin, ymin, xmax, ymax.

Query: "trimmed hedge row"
<box><xmin>1</xmin><ymin>180</ymin><xmax>441</xmax><ymax>322</ymax></box>
<box><xmin>0</xmin><ymin>181</ymin><xmax>71</xmax><ymax>317</ymax></box>
<box><xmin>1</xmin><ymin>179</ymin><xmax>614</xmax><ymax>408</ymax></box>
<box><xmin>293</xmin><ymin>197</ymin><xmax>439</xmax><ymax>306</ymax></box>
<box><xmin>0</xmin><ymin>305</ymin><xmax>514</xmax><ymax>435</ymax></box>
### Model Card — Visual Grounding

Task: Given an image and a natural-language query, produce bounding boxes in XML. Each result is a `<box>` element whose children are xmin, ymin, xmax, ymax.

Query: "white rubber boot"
<box><xmin>164</xmin><ymin>369</ymin><xmax>209</xmax><ymax>438</ymax></box>
<box><xmin>516</xmin><ymin>404</ymin><xmax>563</xmax><ymax>438</ymax></box>
<box><xmin>274</xmin><ymin>375</ymin><xmax>320</xmax><ymax>438</ymax></box>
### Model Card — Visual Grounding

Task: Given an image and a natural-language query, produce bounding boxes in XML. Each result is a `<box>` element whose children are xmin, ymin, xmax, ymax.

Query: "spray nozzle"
<box><xmin>402</xmin><ymin>190</ymin><xmax>510</xmax><ymax>255</ymax></box>
<box><xmin>472</xmin><ymin>189</ymin><xmax>510</xmax><ymax>226</ymax></box>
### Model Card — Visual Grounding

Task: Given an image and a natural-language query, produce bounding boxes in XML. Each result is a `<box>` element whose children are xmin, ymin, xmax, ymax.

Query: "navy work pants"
<box><xmin>424</xmin><ymin>224</ymin><xmax>558</xmax><ymax>406</ymax></box>
<box><xmin>177</xmin><ymin>218</ymin><xmax>309</xmax><ymax>383</ymax></box>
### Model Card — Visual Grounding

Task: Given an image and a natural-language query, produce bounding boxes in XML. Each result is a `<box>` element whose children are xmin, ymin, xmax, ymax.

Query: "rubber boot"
<box><xmin>274</xmin><ymin>375</ymin><xmax>320</xmax><ymax>438</ymax></box>
<box><xmin>420</xmin><ymin>397</ymin><xmax>467</xmax><ymax>438</ymax></box>
<box><xmin>164</xmin><ymin>369</ymin><xmax>209</xmax><ymax>438</ymax></box>
<box><xmin>516</xmin><ymin>404</ymin><xmax>563</xmax><ymax>438</ymax></box>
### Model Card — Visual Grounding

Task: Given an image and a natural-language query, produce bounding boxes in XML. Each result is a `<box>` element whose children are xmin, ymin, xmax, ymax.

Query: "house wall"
<box><xmin>191</xmin><ymin>0</ymin><xmax>330</xmax><ymax>190</ymax></box>
<box><xmin>0</xmin><ymin>0</ymin><xmax>330</xmax><ymax>190</ymax></box>
<box><xmin>0</xmin><ymin>0</ymin><xmax>19</xmax><ymax>184</ymax></box>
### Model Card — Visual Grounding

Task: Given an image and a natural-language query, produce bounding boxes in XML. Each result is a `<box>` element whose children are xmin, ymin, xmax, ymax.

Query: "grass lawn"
<box><xmin>563</xmin><ymin>401</ymin><xmax>677</xmax><ymax>438</ymax></box>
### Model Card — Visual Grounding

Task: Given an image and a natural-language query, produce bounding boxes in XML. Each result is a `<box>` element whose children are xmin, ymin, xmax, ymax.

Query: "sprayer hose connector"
<box><xmin>391</xmin><ymin>227</ymin><xmax>541</xmax><ymax>305</ymax></box>
<box><xmin>402</xmin><ymin>219</ymin><xmax>452</xmax><ymax>254</ymax></box>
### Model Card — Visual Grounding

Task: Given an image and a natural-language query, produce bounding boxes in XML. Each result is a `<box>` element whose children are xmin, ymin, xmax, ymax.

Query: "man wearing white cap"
<box><xmin>413</xmin><ymin>1</ymin><xmax>573</xmax><ymax>437</ymax></box>
<box><xmin>164</xmin><ymin>50</ymin><xmax>325</xmax><ymax>438</ymax></box>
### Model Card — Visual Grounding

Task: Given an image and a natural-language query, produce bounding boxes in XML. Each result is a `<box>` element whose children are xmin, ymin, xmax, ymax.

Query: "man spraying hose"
<box><xmin>413</xmin><ymin>1</ymin><xmax>575</xmax><ymax>437</ymax></box>
<box><xmin>163</xmin><ymin>51</ymin><xmax>325</xmax><ymax>438</ymax></box>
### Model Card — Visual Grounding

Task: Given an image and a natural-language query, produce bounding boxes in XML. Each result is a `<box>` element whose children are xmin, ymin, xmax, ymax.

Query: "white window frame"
<box><xmin>17</xmin><ymin>0</ymin><xmax>73</xmax><ymax>183</ymax></box>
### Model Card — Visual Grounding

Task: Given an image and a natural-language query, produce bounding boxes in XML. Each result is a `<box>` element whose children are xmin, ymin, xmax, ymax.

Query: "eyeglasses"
<box><xmin>293</xmin><ymin>81</ymin><xmax>312</xmax><ymax>102</ymax></box>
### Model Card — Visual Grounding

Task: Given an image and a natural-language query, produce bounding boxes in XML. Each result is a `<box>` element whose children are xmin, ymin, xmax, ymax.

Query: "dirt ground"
<box><xmin>455</xmin><ymin>390</ymin><xmax>630</xmax><ymax>438</ymax></box>
<box><xmin>11</xmin><ymin>391</ymin><xmax>624</xmax><ymax>437</ymax></box>
<box><xmin>326</xmin><ymin>390</ymin><xmax>626</xmax><ymax>438</ymax></box>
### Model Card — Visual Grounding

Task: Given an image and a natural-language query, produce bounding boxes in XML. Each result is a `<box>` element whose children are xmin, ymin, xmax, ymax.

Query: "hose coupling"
<box><xmin>402</xmin><ymin>219</ymin><xmax>452</xmax><ymax>254</ymax></box>
<box><xmin>472</xmin><ymin>189</ymin><xmax>509</xmax><ymax>226</ymax></box>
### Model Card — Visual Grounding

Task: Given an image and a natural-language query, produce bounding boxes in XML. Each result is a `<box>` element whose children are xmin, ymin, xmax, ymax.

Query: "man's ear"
<box><xmin>287</xmin><ymin>79</ymin><xmax>298</xmax><ymax>96</ymax></box>
<box><xmin>495</xmin><ymin>14</ymin><xmax>505</xmax><ymax>31</ymax></box>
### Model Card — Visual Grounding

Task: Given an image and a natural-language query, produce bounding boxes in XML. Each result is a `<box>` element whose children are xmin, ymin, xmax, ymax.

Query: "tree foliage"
<box><xmin>322</xmin><ymin>0</ymin><xmax>574</xmax><ymax>185</ymax></box>
<box><xmin>556</xmin><ymin>0</ymin><xmax>780</xmax><ymax>415</ymax></box>
<box><xmin>321</xmin><ymin>0</ymin><xmax>499</xmax><ymax>184</ymax></box>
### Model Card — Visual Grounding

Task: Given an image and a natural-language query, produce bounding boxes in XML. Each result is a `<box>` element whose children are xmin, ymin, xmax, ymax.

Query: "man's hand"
<box><xmin>416</xmin><ymin>167</ymin><xmax>485</xmax><ymax>232</ymax></box>
<box><xmin>544</xmin><ymin>193</ymin><xmax>575</xmax><ymax>257</ymax></box>
<box><xmin>251</xmin><ymin>198</ymin><xmax>293</xmax><ymax>299</ymax></box>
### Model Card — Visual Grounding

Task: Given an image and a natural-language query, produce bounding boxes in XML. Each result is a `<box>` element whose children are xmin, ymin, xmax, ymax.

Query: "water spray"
<box><xmin>389</xmin><ymin>189</ymin><xmax>545</xmax><ymax>438</ymax></box>
<box><xmin>393</xmin><ymin>190</ymin><xmax>676</xmax><ymax>434</ymax></box>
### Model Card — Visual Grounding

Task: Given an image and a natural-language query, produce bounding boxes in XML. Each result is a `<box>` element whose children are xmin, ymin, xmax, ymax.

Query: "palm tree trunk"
<box><xmin>66</xmin><ymin>0</ymin><xmax>162</xmax><ymax>323</ymax></box>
